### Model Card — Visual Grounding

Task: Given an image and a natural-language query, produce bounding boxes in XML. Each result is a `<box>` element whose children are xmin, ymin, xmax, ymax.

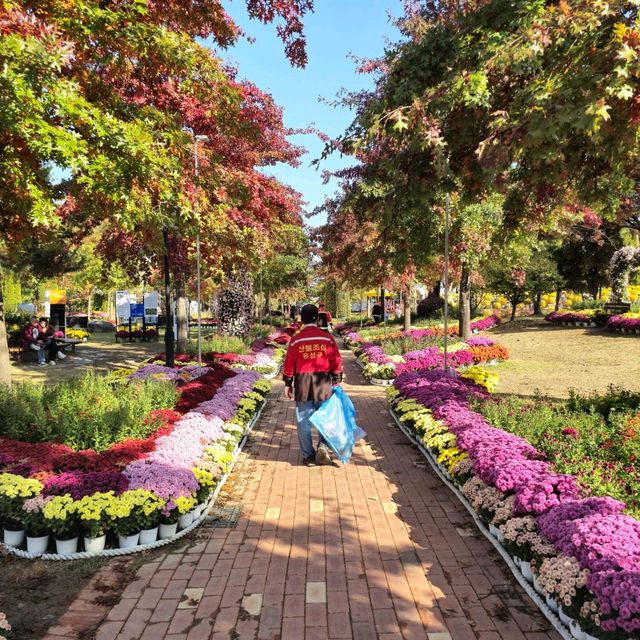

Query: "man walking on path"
<box><xmin>283</xmin><ymin>303</ymin><xmax>343</xmax><ymax>466</ymax></box>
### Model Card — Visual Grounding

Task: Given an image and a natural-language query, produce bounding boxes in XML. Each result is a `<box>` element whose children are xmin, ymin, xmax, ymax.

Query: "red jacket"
<box><xmin>21</xmin><ymin>324</ymin><xmax>41</xmax><ymax>349</ymax></box>
<box><xmin>283</xmin><ymin>325</ymin><xmax>343</xmax><ymax>402</ymax></box>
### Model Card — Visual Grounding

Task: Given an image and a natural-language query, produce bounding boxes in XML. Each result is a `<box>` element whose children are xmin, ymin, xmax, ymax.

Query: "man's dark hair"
<box><xmin>300</xmin><ymin>304</ymin><xmax>319</xmax><ymax>324</ymax></box>
<box><xmin>38</xmin><ymin>317</ymin><xmax>48</xmax><ymax>323</ymax></box>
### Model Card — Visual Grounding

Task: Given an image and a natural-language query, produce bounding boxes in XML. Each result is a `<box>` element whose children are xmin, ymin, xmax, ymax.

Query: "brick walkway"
<box><xmin>46</xmin><ymin>351</ymin><xmax>561</xmax><ymax>640</ymax></box>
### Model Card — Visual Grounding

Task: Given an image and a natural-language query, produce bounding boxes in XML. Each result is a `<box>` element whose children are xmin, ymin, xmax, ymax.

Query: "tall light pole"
<box><xmin>443</xmin><ymin>192</ymin><xmax>451</xmax><ymax>374</ymax></box>
<box><xmin>194</xmin><ymin>134</ymin><xmax>208</xmax><ymax>365</ymax></box>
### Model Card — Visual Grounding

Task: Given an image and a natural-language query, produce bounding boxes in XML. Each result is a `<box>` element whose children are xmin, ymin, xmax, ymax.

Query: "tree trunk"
<box><xmin>109</xmin><ymin>290</ymin><xmax>116</xmax><ymax>322</ymax></box>
<box><xmin>510</xmin><ymin>297</ymin><xmax>518</xmax><ymax>321</ymax></box>
<box><xmin>87</xmin><ymin>290</ymin><xmax>93</xmax><ymax>320</ymax></box>
<box><xmin>265</xmin><ymin>290</ymin><xmax>271</xmax><ymax>317</ymax></box>
<box><xmin>403</xmin><ymin>290</ymin><xmax>412</xmax><ymax>332</ymax></box>
<box><xmin>533</xmin><ymin>292</ymin><xmax>542</xmax><ymax>316</ymax></box>
<box><xmin>0</xmin><ymin>272</ymin><xmax>12</xmax><ymax>387</ymax></box>
<box><xmin>458</xmin><ymin>265</ymin><xmax>471</xmax><ymax>339</ymax></box>
<box><xmin>554</xmin><ymin>289</ymin><xmax>562</xmax><ymax>311</ymax></box>
<box><xmin>176</xmin><ymin>279</ymin><xmax>189</xmax><ymax>354</ymax></box>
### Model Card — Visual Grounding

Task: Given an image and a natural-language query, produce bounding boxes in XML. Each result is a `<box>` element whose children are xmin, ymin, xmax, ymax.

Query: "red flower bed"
<box><xmin>174</xmin><ymin>365</ymin><xmax>235</xmax><ymax>413</ymax></box>
<box><xmin>0</xmin><ymin>367</ymin><xmax>233</xmax><ymax>478</ymax></box>
<box><xmin>0</xmin><ymin>409</ymin><xmax>182</xmax><ymax>474</ymax></box>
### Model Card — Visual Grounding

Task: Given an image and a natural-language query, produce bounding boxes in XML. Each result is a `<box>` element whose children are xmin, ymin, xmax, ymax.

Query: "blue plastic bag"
<box><xmin>310</xmin><ymin>387</ymin><xmax>366</xmax><ymax>464</ymax></box>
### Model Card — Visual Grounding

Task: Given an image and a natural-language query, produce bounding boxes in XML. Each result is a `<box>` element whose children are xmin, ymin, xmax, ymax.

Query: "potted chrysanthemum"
<box><xmin>192</xmin><ymin>467</ymin><xmax>216</xmax><ymax>518</ymax></box>
<box><xmin>75</xmin><ymin>492</ymin><xmax>116</xmax><ymax>553</ymax></box>
<box><xmin>0</xmin><ymin>474</ymin><xmax>43</xmax><ymax>548</ymax></box>
<box><xmin>159</xmin><ymin>495</ymin><xmax>197</xmax><ymax>538</ymax></box>
<box><xmin>21</xmin><ymin>495</ymin><xmax>52</xmax><ymax>555</ymax></box>
<box><xmin>42</xmin><ymin>495</ymin><xmax>80</xmax><ymax>555</ymax></box>
<box><xmin>106</xmin><ymin>490</ymin><xmax>164</xmax><ymax>549</ymax></box>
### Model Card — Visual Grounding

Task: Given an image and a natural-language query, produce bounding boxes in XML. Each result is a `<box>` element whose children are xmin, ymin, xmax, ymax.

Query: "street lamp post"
<box><xmin>163</xmin><ymin>224</ymin><xmax>175</xmax><ymax>368</ymax></box>
<box><xmin>443</xmin><ymin>192</ymin><xmax>451</xmax><ymax>374</ymax></box>
<box><xmin>194</xmin><ymin>134</ymin><xmax>208</xmax><ymax>365</ymax></box>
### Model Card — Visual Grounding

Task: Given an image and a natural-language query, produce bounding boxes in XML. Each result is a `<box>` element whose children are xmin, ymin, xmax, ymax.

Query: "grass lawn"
<box><xmin>489</xmin><ymin>317</ymin><xmax>640</xmax><ymax>399</ymax></box>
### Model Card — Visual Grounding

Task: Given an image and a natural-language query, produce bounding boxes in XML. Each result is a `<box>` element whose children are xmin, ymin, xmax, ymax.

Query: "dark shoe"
<box><xmin>303</xmin><ymin>455</ymin><xmax>316</xmax><ymax>467</ymax></box>
<box><xmin>316</xmin><ymin>445</ymin><xmax>331</xmax><ymax>466</ymax></box>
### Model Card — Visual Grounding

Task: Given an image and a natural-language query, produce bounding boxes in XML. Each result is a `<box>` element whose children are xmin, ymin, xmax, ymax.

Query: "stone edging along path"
<box><xmin>388</xmin><ymin>407</ymin><xmax>573</xmax><ymax>640</ymax></box>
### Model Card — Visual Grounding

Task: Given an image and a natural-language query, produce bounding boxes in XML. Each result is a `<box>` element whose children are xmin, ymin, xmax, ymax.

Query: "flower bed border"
<box><xmin>0</xmin><ymin>396</ymin><xmax>269</xmax><ymax>561</ymax></box>
<box><xmin>388</xmin><ymin>406</ymin><xmax>574</xmax><ymax>640</ymax></box>
<box><xmin>369</xmin><ymin>377</ymin><xmax>394</xmax><ymax>386</ymax></box>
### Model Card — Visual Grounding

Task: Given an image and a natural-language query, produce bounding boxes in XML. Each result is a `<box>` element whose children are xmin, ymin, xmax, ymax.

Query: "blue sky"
<box><xmin>213</xmin><ymin>0</ymin><xmax>404</xmax><ymax>226</ymax></box>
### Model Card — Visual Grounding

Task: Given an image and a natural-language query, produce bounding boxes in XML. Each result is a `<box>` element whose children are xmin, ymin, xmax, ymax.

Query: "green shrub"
<box><xmin>187</xmin><ymin>334</ymin><xmax>250</xmax><ymax>355</ymax></box>
<box><xmin>0</xmin><ymin>373</ymin><xmax>178</xmax><ymax>451</ymax></box>
<box><xmin>475</xmin><ymin>393</ymin><xmax>640</xmax><ymax>517</ymax></box>
<box><xmin>567</xmin><ymin>385</ymin><xmax>640</xmax><ymax>420</ymax></box>
<box><xmin>569</xmin><ymin>299</ymin><xmax>605</xmax><ymax>311</ymax></box>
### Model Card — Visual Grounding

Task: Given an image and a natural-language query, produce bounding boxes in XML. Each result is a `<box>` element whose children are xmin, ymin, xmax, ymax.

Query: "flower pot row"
<box><xmin>2</xmin><ymin>502</ymin><xmax>209</xmax><ymax>556</ymax></box>
<box><xmin>386</xmin><ymin>380</ymin><xmax>613</xmax><ymax>640</ymax></box>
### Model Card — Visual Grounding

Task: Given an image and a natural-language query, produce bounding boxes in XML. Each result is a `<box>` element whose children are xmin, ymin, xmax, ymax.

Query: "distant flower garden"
<box><xmin>388</xmin><ymin>370</ymin><xmax>640</xmax><ymax>639</ymax></box>
<box><xmin>336</xmin><ymin>316</ymin><xmax>508</xmax><ymax>383</ymax></box>
<box><xmin>606</xmin><ymin>312</ymin><xmax>640</xmax><ymax>334</ymax></box>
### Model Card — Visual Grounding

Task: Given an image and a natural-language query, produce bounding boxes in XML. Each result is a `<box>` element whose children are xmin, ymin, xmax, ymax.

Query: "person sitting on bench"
<box><xmin>21</xmin><ymin>316</ymin><xmax>65</xmax><ymax>366</ymax></box>
<box><xmin>39</xmin><ymin>318</ymin><xmax>66</xmax><ymax>362</ymax></box>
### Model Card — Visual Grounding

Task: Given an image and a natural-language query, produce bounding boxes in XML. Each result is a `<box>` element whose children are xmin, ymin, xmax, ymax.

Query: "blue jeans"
<box><xmin>295</xmin><ymin>401</ymin><xmax>329</xmax><ymax>459</ymax></box>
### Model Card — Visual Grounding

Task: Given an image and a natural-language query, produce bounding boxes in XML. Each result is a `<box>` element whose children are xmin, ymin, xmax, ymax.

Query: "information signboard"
<box><xmin>130</xmin><ymin>303</ymin><xmax>145</xmax><ymax>318</ymax></box>
<box><xmin>144</xmin><ymin>291</ymin><xmax>159</xmax><ymax>324</ymax></box>
<box><xmin>116</xmin><ymin>291</ymin><xmax>131</xmax><ymax>320</ymax></box>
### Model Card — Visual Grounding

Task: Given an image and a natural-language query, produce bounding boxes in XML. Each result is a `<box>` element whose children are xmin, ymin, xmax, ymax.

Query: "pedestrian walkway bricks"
<box><xmin>44</xmin><ymin>351</ymin><xmax>561</xmax><ymax>640</ymax></box>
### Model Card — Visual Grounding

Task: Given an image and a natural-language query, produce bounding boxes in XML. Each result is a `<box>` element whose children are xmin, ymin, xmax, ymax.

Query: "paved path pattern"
<box><xmin>45</xmin><ymin>351</ymin><xmax>560</xmax><ymax>640</ymax></box>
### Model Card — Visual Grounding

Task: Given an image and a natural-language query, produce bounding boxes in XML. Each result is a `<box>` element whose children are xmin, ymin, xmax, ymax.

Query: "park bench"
<box><xmin>12</xmin><ymin>337</ymin><xmax>82</xmax><ymax>363</ymax></box>
<box><xmin>604</xmin><ymin>302</ymin><xmax>631</xmax><ymax>315</ymax></box>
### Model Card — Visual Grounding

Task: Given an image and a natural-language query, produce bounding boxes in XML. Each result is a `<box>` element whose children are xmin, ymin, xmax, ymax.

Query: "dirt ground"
<box><xmin>9</xmin><ymin>332</ymin><xmax>166</xmax><ymax>385</ymax></box>
<box><xmin>490</xmin><ymin>317</ymin><xmax>640</xmax><ymax>399</ymax></box>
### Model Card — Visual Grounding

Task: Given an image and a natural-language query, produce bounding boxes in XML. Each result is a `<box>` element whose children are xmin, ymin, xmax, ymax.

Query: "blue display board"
<box><xmin>130</xmin><ymin>303</ymin><xmax>145</xmax><ymax>317</ymax></box>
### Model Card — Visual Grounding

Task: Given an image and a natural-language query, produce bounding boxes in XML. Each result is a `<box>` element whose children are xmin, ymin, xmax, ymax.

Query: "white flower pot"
<box><xmin>159</xmin><ymin>522</ymin><xmax>178</xmax><ymax>539</ymax></box>
<box><xmin>55</xmin><ymin>537</ymin><xmax>79</xmax><ymax>555</ymax></box>
<box><xmin>192</xmin><ymin>504</ymin><xmax>205</xmax><ymax>520</ymax></box>
<box><xmin>519</xmin><ymin>560</ymin><xmax>534</xmax><ymax>583</ymax></box>
<box><xmin>545</xmin><ymin>595</ymin><xmax>559</xmax><ymax>613</ymax></box>
<box><xmin>139</xmin><ymin>527</ymin><xmax>158</xmax><ymax>545</ymax></box>
<box><xmin>3</xmin><ymin>528</ymin><xmax>25</xmax><ymax>547</ymax></box>
<box><xmin>558</xmin><ymin>607</ymin><xmax>572</xmax><ymax>627</ymax></box>
<box><xmin>569</xmin><ymin>619</ymin><xmax>586</xmax><ymax>640</ymax></box>
<box><xmin>84</xmin><ymin>535</ymin><xmax>106</xmax><ymax>553</ymax></box>
<box><xmin>532</xmin><ymin>574</ymin><xmax>545</xmax><ymax>596</ymax></box>
<box><xmin>118</xmin><ymin>532</ymin><xmax>140</xmax><ymax>549</ymax></box>
<box><xmin>26</xmin><ymin>534</ymin><xmax>49</xmax><ymax>555</ymax></box>
<box><xmin>178</xmin><ymin>512</ymin><xmax>194</xmax><ymax>530</ymax></box>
